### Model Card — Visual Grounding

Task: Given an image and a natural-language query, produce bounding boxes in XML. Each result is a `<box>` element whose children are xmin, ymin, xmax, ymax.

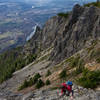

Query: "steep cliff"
<box><xmin>51</xmin><ymin>4</ymin><xmax>100</xmax><ymax>63</ymax></box>
<box><xmin>26</xmin><ymin>4</ymin><xmax>100</xmax><ymax>64</ymax></box>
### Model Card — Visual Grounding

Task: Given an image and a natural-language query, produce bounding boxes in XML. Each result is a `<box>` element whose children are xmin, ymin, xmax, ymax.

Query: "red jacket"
<box><xmin>61</xmin><ymin>83</ymin><xmax>72</xmax><ymax>94</ymax></box>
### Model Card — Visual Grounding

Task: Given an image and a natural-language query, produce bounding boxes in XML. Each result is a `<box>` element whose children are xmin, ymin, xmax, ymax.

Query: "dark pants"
<box><xmin>63</xmin><ymin>90</ymin><xmax>74</xmax><ymax>96</ymax></box>
<box><xmin>67</xmin><ymin>90</ymin><xmax>74</xmax><ymax>96</ymax></box>
<box><xmin>61</xmin><ymin>86</ymin><xmax>74</xmax><ymax>96</ymax></box>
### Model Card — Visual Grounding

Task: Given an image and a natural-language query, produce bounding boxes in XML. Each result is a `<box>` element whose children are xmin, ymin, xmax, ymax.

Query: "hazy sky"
<box><xmin>23</xmin><ymin>0</ymin><xmax>96</xmax><ymax>6</ymax></box>
<box><xmin>1</xmin><ymin>0</ymin><xmax>96</xmax><ymax>6</ymax></box>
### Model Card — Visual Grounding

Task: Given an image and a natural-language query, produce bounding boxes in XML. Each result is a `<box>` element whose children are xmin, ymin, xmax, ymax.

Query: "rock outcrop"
<box><xmin>51</xmin><ymin>4</ymin><xmax>100</xmax><ymax>63</ymax></box>
<box><xmin>1</xmin><ymin>84</ymin><xmax>100</xmax><ymax>100</ymax></box>
<box><xmin>25</xmin><ymin>4</ymin><xmax>100</xmax><ymax>64</ymax></box>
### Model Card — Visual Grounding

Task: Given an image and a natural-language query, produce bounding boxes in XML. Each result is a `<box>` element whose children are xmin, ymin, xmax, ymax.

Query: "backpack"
<box><xmin>66</xmin><ymin>85</ymin><xmax>72</xmax><ymax>91</ymax></box>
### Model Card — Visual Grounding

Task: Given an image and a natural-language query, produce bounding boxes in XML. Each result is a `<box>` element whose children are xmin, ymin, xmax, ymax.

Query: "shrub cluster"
<box><xmin>96</xmin><ymin>58</ymin><xmax>100</xmax><ymax>63</ymax></box>
<box><xmin>0</xmin><ymin>47</ymin><xmax>37</xmax><ymax>83</ymax></box>
<box><xmin>59</xmin><ymin>69</ymin><xmax>67</xmax><ymax>79</ymax></box>
<box><xmin>46</xmin><ymin>70</ymin><xmax>51</xmax><ymax>77</ymax></box>
<box><xmin>36</xmin><ymin>79</ymin><xmax>44</xmax><ymax>89</ymax></box>
<box><xmin>45</xmin><ymin>79</ymin><xmax>51</xmax><ymax>85</ymax></box>
<box><xmin>18</xmin><ymin>73</ymin><xmax>41</xmax><ymax>90</ymax></box>
<box><xmin>69</xmin><ymin>56</ymin><xmax>80</xmax><ymax>68</ymax></box>
<box><xmin>84</xmin><ymin>2</ymin><xmax>100</xmax><ymax>8</ymax></box>
<box><xmin>57</xmin><ymin>12</ymin><xmax>69</xmax><ymax>18</ymax></box>
<box><xmin>67</xmin><ymin>56</ymin><xmax>85</xmax><ymax>74</ymax></box>
<box><xmin>75</xmin><ymin>59</ymin><xmax>85</xmax><ymax>75</ymax></box>
<box><xmin>18</xmin><ymin>73</ymin><xmax>51</xmax><ymax>90</ymax></box>
<box><xmin>89</xmin><ymin>49</ymin><xmax>100</xmax><ymax>62</ymax></box>
<box><xmin>77</xmin><ymin>69</ymin><xmax>100</xmax><ymax>89</ymax></box>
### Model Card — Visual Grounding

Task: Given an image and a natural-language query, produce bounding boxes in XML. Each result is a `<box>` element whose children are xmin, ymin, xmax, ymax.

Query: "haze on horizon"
<box><xmin>1</xmin><ymin>0</ymin><xmax>97</xmax><ymax>6</ymax></box>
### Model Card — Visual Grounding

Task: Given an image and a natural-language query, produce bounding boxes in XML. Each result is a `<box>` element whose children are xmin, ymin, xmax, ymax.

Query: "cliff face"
<box><xmin>24</xmin><ymin>15</ymin><xmax>67</xmax><ymax>55</ymax></box>
<box><xmin>51</xmin><ymin>5</ymin><xmax>100</xmax><ymax>63</ymax></box>
<box><xmin>41</xmin><ymin>16</ymin><xmax>67</xmax><ymax>49</ymax></box>
<box><xmin>27</xmin><ymin>4</ymin><xmax>100</xmax><ymax>63</ymax></box>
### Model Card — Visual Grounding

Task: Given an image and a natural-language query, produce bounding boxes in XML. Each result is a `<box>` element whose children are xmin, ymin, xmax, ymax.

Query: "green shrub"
<box><xmin>89</xmin><ymin>49</ymin><xmax>100</xmax><ymax>60</ymax></box>
<box><xmin>33</xmin><ymin>73</ymin><xmax>41</xmax><ymax>84</ymax></box>
<box><xmin>46</xmin><ymin>70</ymin><xmax>51</xmax><ymax>77</ymax></box>
<box><xmin>96</xmin><ymin>57</ymin><xmax>100</xmax><ymax>63</ymax></box>
<box><xmin>0</xmin><ymin>47</ymin><xmax>37</xmax><ymax>83</ymax></box>
<box><xmin>57</xmin><ymin>12</ymin><xmax>69</xmax><ymax>18</ymax></box>
<box><xmin>69</xmin><ymin>57</ymin><xmax>80</xmax><ymax>68</ymax></box>
<box><xmin>18</xmin><ymin>80</ymin><xmax>29</xmax><ymax>90</ymax></box>
<box><xmin>46</xmin><ymin>79</ymin><xmax>51</xmax><ymax>85</ymax></box>
<box><xmin>84</xmin><ymin>2</ymin><xmax>100</xmax><ymax>8</ymax></box>
<box><xmin>65</xmin><ymin>57</ymin><xmax>74</xmax><ymax>63</ymax></box>
<box><xmin>75</xmin><ymin>59</ymin><xmax>85</xmax><ymax>75</ymax></box>
<box><xmin>28</xmin><ymin>77</ymin><xmax>34</xmax><ymax>86</ymax></box>
<box><xmin>36</xmin><ymin>79</ymin><xmax>44</xmax><ymax>89</ymax></box>
<box><xmin>59</xmin><ymin>69</ymin><xmax>67</xmax><ymax>79</ymax></box>
<box><xmin>18</xmin><ymin>73</ymin><xmax>41</xmax><ymax>90</ymax></box>
<box><xmin>50</xmin><ymin>87</ymin><xmax>59</xmax><ymax>90</ymax></box>
<box><xmin>26</xmin><ymin>54</ymin><xmax>37</xmax><ymax>65</ymax></box>
<box><xmin>77</xmin><ymin>70</ymin><xmax>100</xmax><ymax>89</ymax></box>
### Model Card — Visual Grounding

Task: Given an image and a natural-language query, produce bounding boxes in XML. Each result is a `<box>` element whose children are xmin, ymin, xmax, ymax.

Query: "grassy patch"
<box><xmin>46</xmin><ymin>70</ymin><xmax>51</xmax><ymax>77</ymax></box>
<box><xmin>36</xmin><ymin>79</ymin><xmax>44</xmax><ymax>89</ymax></box>
<box><xmin>57</xmin><ymin>12</ymin><xmax>69</xmax><ymax>18</ymax></box>
<box><xmin>18</xmin><ymin>80</ymin><xmax>29</xmax><ymax>90</ymax></box>
<box><xmin>86</xmin><ymin>40</ymin><xmax>98</xmax><ymax>53</ymax></box>
<box><xmin>75</xmin><ymin>59</ymin><xmax>85</xmax><ymax>75</ymax></box>
<box><xmin>96</xmin><ymin>57</ymin><xmax>100</xmax><ymax>63</ymax></box>
<box><xmin>45</xmin><ymin>79</ymin><xmax>51</xmax><ymax>85</ymax></box>
<box><xmin>86</xmin><ymin>46</ymin><xmax>94</xmax><ymax>53</ymax></box>
<box><xmin>68</xmin><ymin>56</ymin><xmax>80</xmax><ymax>68</ymax></box>
<box><xmin>59</xmin><ymin>69</ymin><xmax>67</xmax><ymax>79</ymax></box>
<box><xmin>33</xmin><ymin>54</ymin><xmax>49</xmax><ymax>65</ymax></box>
<box><xmin>77</xmin><ymin>69</ymin><xmax>100</xmax><ymax>89</ymax></box>
<box><xmin>89</xmin><ymin>49</ymin><xmax>100</xmax><ymax>60</ymax></box>
<box><xmin>84</xmin><ymin>2</ymin><xmax>100</xmax><ymax>8</ymax></box>
<box><xmin>50</xmin><ymin>87</ymin><xmax>59</xmax><ymax>90</ymax></box>
<box><xmin>18</xmin><ymin>73</ymin><xmax>41</xmax><ymax>90</ymax></box>
<box><xmin>39</xmin><ymin>55</ymin><xmax>49</xmax><ymax>61</ymax></box>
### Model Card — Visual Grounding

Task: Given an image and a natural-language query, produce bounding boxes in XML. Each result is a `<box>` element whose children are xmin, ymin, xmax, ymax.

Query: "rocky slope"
<box><xmin>51</xmin><ymin>4</ymin><xmax>100</xmax><ymax>63</ymax></box>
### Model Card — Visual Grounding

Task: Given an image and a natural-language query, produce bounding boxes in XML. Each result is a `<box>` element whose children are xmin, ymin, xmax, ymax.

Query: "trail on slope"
<box><xmin>0</xmin><ymin>60</ymin><xmax>50</xmax><ymax>99</ymax></box>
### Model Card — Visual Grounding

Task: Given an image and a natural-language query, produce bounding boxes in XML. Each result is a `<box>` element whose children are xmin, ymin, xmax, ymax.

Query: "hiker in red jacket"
<box><xmin>60</xmin><ymin>81</ymin><xmax>74</xmax><ymax>98</ymax></box>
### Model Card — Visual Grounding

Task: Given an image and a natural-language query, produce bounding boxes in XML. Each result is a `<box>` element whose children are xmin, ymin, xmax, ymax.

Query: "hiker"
<box><xmin>60</xmin><ymin>81</ymin><xmax>74</xmax><ymax>98</ymax></box>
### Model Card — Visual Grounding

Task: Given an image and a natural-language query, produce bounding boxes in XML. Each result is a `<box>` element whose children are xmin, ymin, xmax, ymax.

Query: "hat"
<box><xmin>66</xmin><ymin>81</ymin><xmax>73</xmax><ymax>85</ymax></box>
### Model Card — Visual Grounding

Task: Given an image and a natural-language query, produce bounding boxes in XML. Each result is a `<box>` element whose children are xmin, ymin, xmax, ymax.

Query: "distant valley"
<box><xmin>0</xmin><ymin>0</ymin><xmax>96</xmax><ymax>53</ymax></box>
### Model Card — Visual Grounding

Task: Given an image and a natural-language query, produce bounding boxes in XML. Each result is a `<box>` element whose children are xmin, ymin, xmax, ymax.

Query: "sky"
<box><xmin>20</xmin><ymin>0</ymin><xmax>97</xmax><ymax>6</ymax></box>
<box><xmin>1</xmin><ymin>0</ymin><xmax>96</xmax><ymax>6</ymax></box>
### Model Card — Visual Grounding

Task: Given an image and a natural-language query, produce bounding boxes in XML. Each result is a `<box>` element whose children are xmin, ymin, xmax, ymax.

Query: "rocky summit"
<box><xmin>0</xmin><ymin>3</ymin><xmax>100</xmax><ymax>100</ymax></box>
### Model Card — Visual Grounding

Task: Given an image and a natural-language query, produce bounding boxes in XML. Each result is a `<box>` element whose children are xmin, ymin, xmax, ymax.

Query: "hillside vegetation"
<box><xmin>84</xmin><ymin>1</ymin><xmax>100</xmax><ymax>8</ymax></box>
<box><xmin>0</xmin><ymin>47</ymin><xmax>37</xmax><ymax>83</ymax></box>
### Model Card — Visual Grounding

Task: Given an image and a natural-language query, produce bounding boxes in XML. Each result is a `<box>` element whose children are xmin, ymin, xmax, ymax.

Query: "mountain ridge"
<box><xmin>24</xmin><ymin>4</ymin><xmax>100</xmax><ymax>64</ymax></box>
